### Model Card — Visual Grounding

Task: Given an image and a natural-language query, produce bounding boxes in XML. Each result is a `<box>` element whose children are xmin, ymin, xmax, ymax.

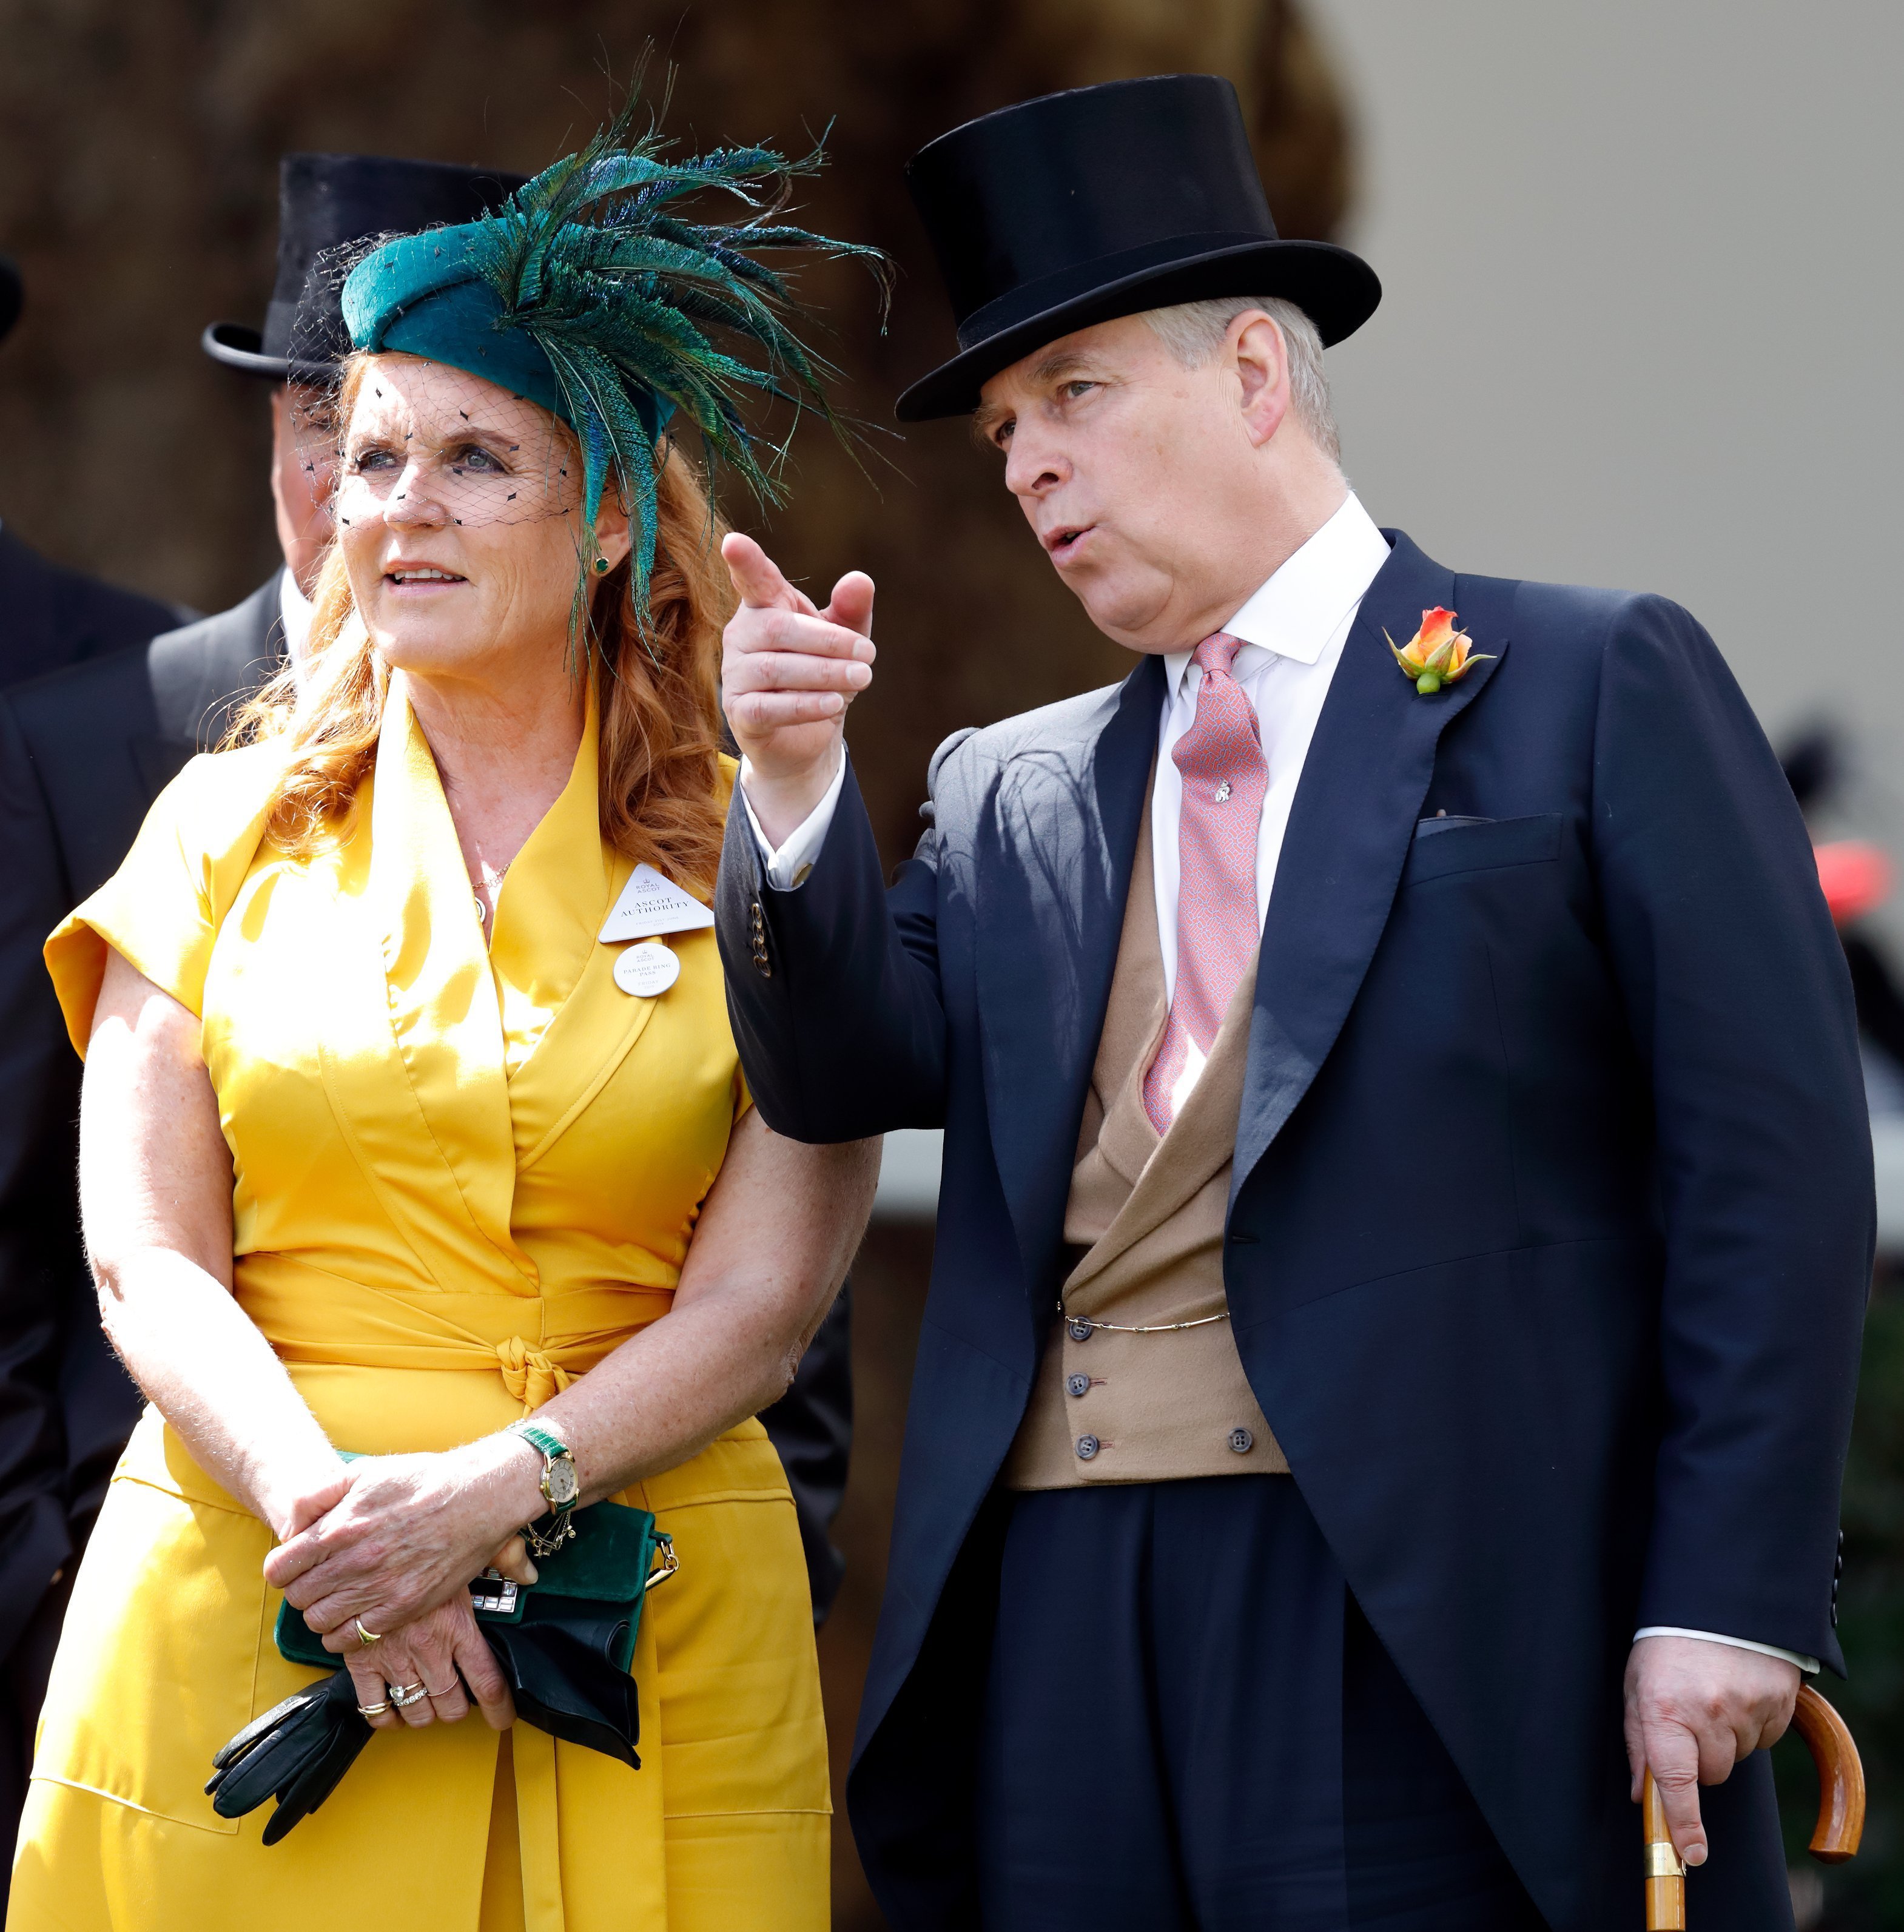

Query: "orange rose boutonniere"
<box><xmin>1385</xmin><ymin>606</ymin><xmax>1494</xmax><ymax>694</ymax></box>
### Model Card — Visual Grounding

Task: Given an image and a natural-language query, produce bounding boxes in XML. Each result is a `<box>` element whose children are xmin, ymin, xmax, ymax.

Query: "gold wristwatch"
<box><xmin>506</xmin><ymin>1418</ymin><xmax>580</xmax><ymax>1556</ymax></box>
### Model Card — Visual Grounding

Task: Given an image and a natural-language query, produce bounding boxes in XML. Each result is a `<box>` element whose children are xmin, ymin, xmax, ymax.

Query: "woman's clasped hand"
<box><xmin>262</xmin><ymin>1437</ymin><xmax>546</xmax><ymax>1732</ymax></box>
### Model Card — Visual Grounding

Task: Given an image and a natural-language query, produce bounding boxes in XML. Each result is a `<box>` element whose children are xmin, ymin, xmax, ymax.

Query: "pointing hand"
<box><xmin>721</xmin><ymin>533</ymin><xmax>875</xmax><ymax>846</ymax></box>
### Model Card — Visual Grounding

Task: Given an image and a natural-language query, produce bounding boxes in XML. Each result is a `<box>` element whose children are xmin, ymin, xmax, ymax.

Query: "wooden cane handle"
<box><xmin>1644</xmin><ymin>1683</ymin><xmax>1864</xmax><ymax>1927</ymax></box>
<box><xmin>1792</xmin><ymin>1682</ymin><xmax>1865</xmax><ymax>1863</ymax></box>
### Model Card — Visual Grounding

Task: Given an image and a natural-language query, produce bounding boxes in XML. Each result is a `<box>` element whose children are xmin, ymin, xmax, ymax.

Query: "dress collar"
<box><xmin>1162</xmin><ymin>493</ymin><xmax>1390</xmax><ymax>702</ymax></box>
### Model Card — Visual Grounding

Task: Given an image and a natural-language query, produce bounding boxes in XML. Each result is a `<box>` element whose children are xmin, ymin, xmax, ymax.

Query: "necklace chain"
<box><xmin>473</xmin><ymin>855</ymin><xmax>514</xmax><ymax>926</ymax></box>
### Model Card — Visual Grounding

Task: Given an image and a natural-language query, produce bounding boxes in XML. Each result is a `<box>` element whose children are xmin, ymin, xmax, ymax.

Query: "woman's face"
<box><xmin>335</xmin><ymin>354</ymin><xmax>629</xmax><ymax>681</ymax></box>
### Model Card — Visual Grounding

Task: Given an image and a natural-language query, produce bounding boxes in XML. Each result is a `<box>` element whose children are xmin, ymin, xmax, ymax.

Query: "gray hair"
<box><xmin>1143</xmin><ymin>295</ymin><xmax>1341</xmax><ymax>464</ymax></box>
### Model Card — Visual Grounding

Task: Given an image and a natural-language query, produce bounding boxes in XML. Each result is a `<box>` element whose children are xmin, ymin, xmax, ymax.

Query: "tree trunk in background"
<box><xmin>0</xmin><ymin>6</ymin><xmax>1351</xmax><ymax>1921</ymax></box>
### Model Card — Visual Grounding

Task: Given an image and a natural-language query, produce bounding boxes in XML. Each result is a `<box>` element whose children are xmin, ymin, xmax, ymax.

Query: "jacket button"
<box><xmin>1066</xmin><ymin>1373</ymin><xmax>1090</xmax><ymax>1398</ymax></box>
<box><xmin>1228</xmin><ymin>1428</ymin><xmax>1254</xmax><ymax>1455</ymax></box>
<box><xmin>1066</xmin><ymin>1317</ymin><xmax>1093</xmax><ymax>1342</ymax></box>
<box><xmin>1075</xmin><ymin>1435</ymin><xmax>1100</xmax><ymax>1461</ymax></box>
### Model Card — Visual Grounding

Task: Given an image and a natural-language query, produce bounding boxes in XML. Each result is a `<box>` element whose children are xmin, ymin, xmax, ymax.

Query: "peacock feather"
<box><xmin>458</xmin><ymin>96</ymin><xmax>886</xmax><ymax>636</ymax></box>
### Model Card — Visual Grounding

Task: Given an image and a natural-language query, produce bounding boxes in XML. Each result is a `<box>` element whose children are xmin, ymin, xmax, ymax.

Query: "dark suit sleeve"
<box><xmin>0</xmin><ymin>699</ymin><xmax>79</xmax><ymax>1656</ymax></box>
<box><xmin>716</xmin><ymin>749</ymin><xmax>959</xmax><ymax>1143</ymax></box>
<box><xmin>1589</xmin><ymin>596</ymin><xmax>1871</xmax><ymax>1665</ymax></box>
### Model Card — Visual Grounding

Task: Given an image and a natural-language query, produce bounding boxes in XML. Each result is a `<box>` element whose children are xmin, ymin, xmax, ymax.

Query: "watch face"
<box><xmin>544</xmin><ymin>1458</ymin><xmax>580</xmax><ymax>1507</ymax></box>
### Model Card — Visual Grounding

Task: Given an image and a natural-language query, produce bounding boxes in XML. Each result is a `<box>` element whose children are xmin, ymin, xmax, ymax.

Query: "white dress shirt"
<box><xmin>1150</xmin><ymin>493</ymin><xmax>1389</xmax><ymax>1008</ymax></box>
<box><xmin>739</xmin><ymin>493</ymin><xmax>1817</xmax><ymax>1675</ymax></box>
<box><xmin>278</xmin><ymin>567</ymin><xmax>314</xmax><ymax>678</ymax></box>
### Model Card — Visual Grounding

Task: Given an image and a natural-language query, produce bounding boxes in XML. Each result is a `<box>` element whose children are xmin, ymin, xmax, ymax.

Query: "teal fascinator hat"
<box><xmin>341</xmin><ymin>101</ymin><xmax>881</xmax><ymax>628</ymax></box>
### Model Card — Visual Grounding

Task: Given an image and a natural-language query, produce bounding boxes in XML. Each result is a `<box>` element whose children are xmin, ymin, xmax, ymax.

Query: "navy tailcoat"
<box><xmin>716</xmin><ymin>532</ymin><xmax>1873</xmax><ymax>1931</ymax></box>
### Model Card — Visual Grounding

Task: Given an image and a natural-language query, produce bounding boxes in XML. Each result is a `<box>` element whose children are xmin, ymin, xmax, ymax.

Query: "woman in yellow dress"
<box><xmin>12</xmin><ymin>115</ymin><xmax>881</xmax><ymax>1932</ymax></box>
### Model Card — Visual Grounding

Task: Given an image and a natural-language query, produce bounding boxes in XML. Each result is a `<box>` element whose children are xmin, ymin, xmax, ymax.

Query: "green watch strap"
<box><xmin>508</xmin><ymin>1418</ymin><xmax>579</xmax><ymax>1529</ymax></box>
<box><xmin>510</xmin><ymin>1420</ymin><xmax>571</xmax><ymax>1465</ymax></box>
<box><xmin>508</xmin><ymin>1419</ymin><xmax>580</xmax><ymax>1555</ymax></box>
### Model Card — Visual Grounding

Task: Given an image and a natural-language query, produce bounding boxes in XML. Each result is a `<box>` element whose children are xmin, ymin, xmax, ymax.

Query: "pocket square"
<box><xmin>1414</xmin><ymin>815</ymin><xmax>1495</xmax><ymax>840</ymax></box>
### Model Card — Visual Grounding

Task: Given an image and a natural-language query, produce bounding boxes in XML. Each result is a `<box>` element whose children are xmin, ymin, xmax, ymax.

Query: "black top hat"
<box><xmin>203</xmin><ymin>153</ymin><xmax>527</xmax><ymax>383</ymax></box>
<box><xmin>0</xmin><ymin>255</ymin><xmax>21</xmax><ymax>346</ymax></box>
<box><xmin>897</xmin><ymin>75</ymin><xmax>1380</xmax><ymax>422</ymax></box>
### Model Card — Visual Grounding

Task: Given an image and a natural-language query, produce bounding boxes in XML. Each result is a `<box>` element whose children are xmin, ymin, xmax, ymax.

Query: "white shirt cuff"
<box><xmin>1633</xmin><ymin>1627</ymin><xmax>1819</xmax><ymax>1675</ymax></box>
<box><xmin>739</xmin><ymin>750</ymin><xmax>847</xmax><ymax>890</ymax></box>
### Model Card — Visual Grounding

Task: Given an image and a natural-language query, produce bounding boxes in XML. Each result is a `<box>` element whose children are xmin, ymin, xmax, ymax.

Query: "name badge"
<box><xmin>614</xmin><ymin>942</ymin><xmax>681</xmax><ymax>999</ymax></box>
<box><xmin>599</xmin><ymin>863</ymin><xmax>715</xmax><ymax>943</ymax></box>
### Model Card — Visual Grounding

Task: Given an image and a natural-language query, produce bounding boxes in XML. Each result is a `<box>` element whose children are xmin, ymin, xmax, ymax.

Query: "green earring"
<box><xmin>593</xmin><ymin>556</ymin><xmax>611</xmax><ymax>574</ymax></box>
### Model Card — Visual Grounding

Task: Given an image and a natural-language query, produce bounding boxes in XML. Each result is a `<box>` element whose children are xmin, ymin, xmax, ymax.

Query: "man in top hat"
<box><xmin>715</xmin><ymin>75</ymin><xmax>1869</xmax><ymax>1931</ymax></box>
<box><xmin>0</xmin><ymin>254</ymin><xmax>191</xmax><ymax>691</ymax></box>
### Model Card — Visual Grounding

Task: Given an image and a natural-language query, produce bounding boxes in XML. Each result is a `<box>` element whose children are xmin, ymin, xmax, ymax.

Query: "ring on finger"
<box><xmin>357</xmin><ymin>1698</ymin><xmax>391</xmax><ymax>1718</ymax></box>
<box><xmin>389</xmin><ymin>1681</ymin><xmax>429</xmax><ymax>1709</ymax></box>
<box><xmin>423</xmin><ymin>1680</ymin><xmax>459</xmax><ymax>1699</ymax></box>
<box><xmin>353</xmin><ymin>1617</ymin><xmax>383</xmax><ymax>1648</ymax></box>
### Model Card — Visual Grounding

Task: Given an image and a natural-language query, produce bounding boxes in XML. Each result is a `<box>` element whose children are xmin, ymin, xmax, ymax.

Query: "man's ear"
<box><xmin>1232</xmin><ymin>312</ymin><xmax>1293</xmax><ymax>448</ymax></box>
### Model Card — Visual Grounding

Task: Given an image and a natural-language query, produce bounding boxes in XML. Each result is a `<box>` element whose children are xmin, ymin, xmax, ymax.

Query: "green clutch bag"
<box><xmin>274</xmin><ymin>1496</ymin><xmax>677</xmax><ymax>1676</ymax></box>
<box><xmin>215</xmin><ymin>1495</ymin><xmax>676</xmax><ymax>1840</ymax></box>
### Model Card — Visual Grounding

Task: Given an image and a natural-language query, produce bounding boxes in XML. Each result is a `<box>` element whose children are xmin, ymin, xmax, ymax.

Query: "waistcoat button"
<box><xmin>1066</xmin><ymin>1317</ymin><xmax>1093</xmax><ymax>1342</ymax></box>
<box><xmin>1228</xmin><ymin>1427</ymin><xmax>1254</xmax><ymax>1455</ymax></box>
<box><xmin>1075</xmin><ymin>1434</ymin><xmax>1100</xmax><ymax>1461</ymax></box>
<box><xmin>1066</xmin><ymin>1373</ymin><xmax>1090</xmax><ymax>1398</ymax></box>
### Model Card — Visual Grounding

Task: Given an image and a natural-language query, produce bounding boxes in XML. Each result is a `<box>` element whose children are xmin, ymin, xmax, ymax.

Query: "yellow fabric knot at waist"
<box><xmin>496</xmin><ymin>1336</ymin><xmax>574</xmax><ymax>1412</ymax></box>
<box><xmin>233</xmin><ymin>1252</ymin><xmax>670</xmax><ymax>1407</ymax></box>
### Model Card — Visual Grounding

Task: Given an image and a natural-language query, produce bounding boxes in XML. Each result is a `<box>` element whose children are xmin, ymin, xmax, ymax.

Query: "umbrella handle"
<box><xmin>1643</xmin><ymin>1683</ymin><xmax>1865</xmax><ymax>1929</ymax></box>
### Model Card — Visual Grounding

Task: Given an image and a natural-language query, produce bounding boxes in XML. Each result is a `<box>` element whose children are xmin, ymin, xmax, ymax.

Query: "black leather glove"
<box><xmin>205</xmin><ymin>1663</ymin><xmax>372</xmax><ymax>1844</ymax></box>
<box><xmin>209</xmin><ymin>1598</ymin><xmax>641</xmax><ymax>1842</ymax></box>
<box><xmin>484</xmin><ymin>1605</ymin><xmax>641</xmax><ymax>1768</ymax></box>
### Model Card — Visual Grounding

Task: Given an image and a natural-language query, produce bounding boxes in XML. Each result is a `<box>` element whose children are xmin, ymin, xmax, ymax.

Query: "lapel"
<box><xmin>493</xmin><ymin>695</ymin><xmax>668</xmax><ymax>1170</ymax></box>
<box><xmin>975</xmin><ymin>653</ymin><xmax>1165</xmax><ymax>1301</ymax></box>
<box><xmin>343</xmin><ymin>681</ymin><xmax>530</xmax><ymax>1282</ymax></box>
<box><xmin>147</xmin><ymin>574</ymin><xmax>285</xmax><ymax>762</ymax></box>
<box><xmin>1231</xmin><ymin>531</ymin><xmax>1510</xmax><ymax>1201</ymax></box>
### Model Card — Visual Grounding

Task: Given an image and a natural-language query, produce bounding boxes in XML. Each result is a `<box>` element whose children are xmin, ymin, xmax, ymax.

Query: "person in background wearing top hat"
<box><xmin>0</xmin><ymin>257</ymin><xmax>193</xmax><ymax>695</ymax></box>
<box><xmin>715</xmin><ymin>75</ymin><xmax>1871</xmax><ymax>1931</ymax></box>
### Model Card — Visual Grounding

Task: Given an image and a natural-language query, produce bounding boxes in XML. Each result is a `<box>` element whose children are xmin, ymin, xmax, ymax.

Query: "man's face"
<box><xmin>974</xmin><ymin>312</ymin><xmax>1280</xmax><ymax>654</ymax></box>
<box><xmin>270</xmin><ymin>383</ymin><xmax>340</xmax><ymax>596</ymax></box>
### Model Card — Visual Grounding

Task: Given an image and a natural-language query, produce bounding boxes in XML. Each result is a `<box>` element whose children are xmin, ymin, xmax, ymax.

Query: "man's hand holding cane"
<box><xmin>1624</xmin><ymin>1634</ymin><xmax>1800</xmax><ymax>1870</ymax></box>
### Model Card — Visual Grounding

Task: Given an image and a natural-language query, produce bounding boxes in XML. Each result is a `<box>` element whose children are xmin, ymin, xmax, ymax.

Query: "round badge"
<box><xmin>614</xmin><ymin>942</ymin><xmax>681</xmax><ymax>998</ymax></box>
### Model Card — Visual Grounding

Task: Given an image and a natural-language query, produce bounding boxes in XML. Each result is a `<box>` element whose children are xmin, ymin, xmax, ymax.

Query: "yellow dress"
<box><xmin>12</xmin><ymin>685</ymin><xmax>827</xmax><ymax>1932</ymax></box>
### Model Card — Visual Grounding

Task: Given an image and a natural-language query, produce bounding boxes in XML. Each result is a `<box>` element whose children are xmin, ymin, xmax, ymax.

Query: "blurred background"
<box><xmin>1</xmin><ymin>1</ymin><xmax>1899</xmax><ymax>1925</ymax></box>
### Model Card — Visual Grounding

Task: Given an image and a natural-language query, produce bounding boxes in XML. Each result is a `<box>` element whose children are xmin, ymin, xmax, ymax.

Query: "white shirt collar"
<box><xmin>1162</xmin><ymin>493</ymin><xmax>1391</xmax><ymax>701</ymax></box>
<box><xmin>278</xmin><ymin>567</ymin><xmax>314</xmax><ymax>668</ymax></box>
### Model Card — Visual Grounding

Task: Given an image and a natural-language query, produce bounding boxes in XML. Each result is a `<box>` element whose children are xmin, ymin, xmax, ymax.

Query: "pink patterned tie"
<box><xmin>1143</xmin><ymin>633</ymin><xmax>1268</xmax><ymax>1133</ymax></box>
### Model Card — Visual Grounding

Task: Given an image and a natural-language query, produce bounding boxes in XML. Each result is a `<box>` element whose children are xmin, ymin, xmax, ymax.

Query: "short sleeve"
<box><xmin>44</xmin><ymin>747</ymin><xmax>281</xmax><ymax>1057</ymax></box>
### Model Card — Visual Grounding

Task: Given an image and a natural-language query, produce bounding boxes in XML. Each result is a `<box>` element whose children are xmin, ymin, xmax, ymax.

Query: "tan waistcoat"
<box><xmin>1001</xmin><ymin>802</ymin><xmax>1287</xmax><ymax>1489</ymax></box>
